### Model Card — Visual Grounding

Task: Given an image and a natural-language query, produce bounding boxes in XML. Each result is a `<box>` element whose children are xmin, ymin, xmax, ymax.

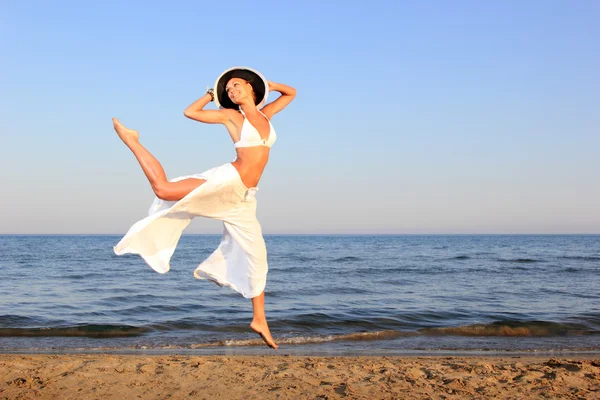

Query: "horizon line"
<box><xmin>1</xmin><ymin>233</ymin><xmax>599</xmax><ymax>236</ymax></box>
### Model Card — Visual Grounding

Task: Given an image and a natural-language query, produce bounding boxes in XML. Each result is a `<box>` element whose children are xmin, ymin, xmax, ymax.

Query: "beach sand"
<box><xmin>1</xmin><ymin>354</ymin><xmax>599</xmax><ymax>399</ymax></box>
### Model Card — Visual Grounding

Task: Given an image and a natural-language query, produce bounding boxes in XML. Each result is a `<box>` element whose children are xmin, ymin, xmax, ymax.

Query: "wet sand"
<box><xmin>1</xmin><ymin>354</ymin><xmax>599</xmax><ymax>399</ymax></box>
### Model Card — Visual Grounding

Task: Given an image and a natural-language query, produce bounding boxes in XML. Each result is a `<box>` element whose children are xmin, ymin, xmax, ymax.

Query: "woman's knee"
<box><xmin>153</xmin><ymin>179</ymin><xmax>205</xmax><ymax>201</ymax></box>
<box><xmin>153</xmin><ymin>182</ymin><xmax>180</xmax><ymax>201</ymax></box>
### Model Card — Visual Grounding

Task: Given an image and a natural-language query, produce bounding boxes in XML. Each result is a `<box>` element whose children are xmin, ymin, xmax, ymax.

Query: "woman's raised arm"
<box><xmin>261</xmin><ymin>81</ymin><xmax>296</xmax><ymax>119</ymax></box>
<box><xmin>184</xmin><ymin>92</ymin><xmax>229</xmax><ymax>124</ymax></box>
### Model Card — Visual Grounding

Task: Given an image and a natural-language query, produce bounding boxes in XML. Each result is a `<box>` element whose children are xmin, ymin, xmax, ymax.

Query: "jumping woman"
<box><xmin>113</xmin><ymin>67</ymin><xmax>296</xmax><ymax>349</ymax></box>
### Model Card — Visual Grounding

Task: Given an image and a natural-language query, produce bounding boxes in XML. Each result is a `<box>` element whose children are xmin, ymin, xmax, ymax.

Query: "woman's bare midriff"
<box><xmin>231</xmin><ymin>146</ymin><xmax>270</xmax><ymax>189</ymax></box>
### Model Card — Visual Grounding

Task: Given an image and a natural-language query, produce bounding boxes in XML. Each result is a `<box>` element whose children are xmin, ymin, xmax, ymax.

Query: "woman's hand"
<box><xmin>267</xmin><ymin>81</ymin><xmax>295</xmax><ymax>96</ymax></box>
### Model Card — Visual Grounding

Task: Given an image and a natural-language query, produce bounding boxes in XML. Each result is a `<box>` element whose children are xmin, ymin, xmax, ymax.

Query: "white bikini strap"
<box><xmin>258</xmin><ymin>109</ymin><xmax>270</xmax><ymax>121</ymax></box>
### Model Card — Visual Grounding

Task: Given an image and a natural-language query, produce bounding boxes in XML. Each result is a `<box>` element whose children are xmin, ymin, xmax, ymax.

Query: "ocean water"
<box><xmin>1</xmin><ymin>235</ymin><xmax>599</xmax><ymax>355</ymax></box>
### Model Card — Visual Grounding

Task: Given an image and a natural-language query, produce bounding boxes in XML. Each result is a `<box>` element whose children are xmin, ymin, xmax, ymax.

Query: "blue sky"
<box><xmin>1</xmin><ymin>1</ymin><xmax>598</xmax><ymax>234</ymax></box>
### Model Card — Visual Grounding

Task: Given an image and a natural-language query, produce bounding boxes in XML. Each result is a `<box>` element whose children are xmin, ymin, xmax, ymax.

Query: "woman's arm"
<box><xmin>261</xmin><ymin>81</ymin><xmax>296</xmax><ymax>119</ymax></box>
<box><xmin>183</xmin><ymin>92</ymin><xmax>228</xmax><ymax>124</ymax></box>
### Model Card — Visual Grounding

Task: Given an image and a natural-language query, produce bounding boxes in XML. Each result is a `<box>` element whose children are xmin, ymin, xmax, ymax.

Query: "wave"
<box><xmin>497</xmin><ymin>258</ymin><xmax>539</xmax><ymax>263</ymax></box>
<box><xmin>353</xmin><ymin>266</ymin><xmax>446</xmax><ymax>275</ymax></box>
<box><xmin>331</xmin><ymin>256</ymin><xmax>362</xmax><ymax>263</ymax></box>
<box><xmin>191</xmin><ymin>330</ymin><xmax>413</xmax><ymax>348</ymax></box>
<box><xmin>268</xmin><ymin>266</ymin><xmax>309</xmax><ymax>273</ymax></box>
<box><xmin>115</xmin><ymin>304</ymin><xmax>198</xmax><ymax>316</ymax></box>
<box><xmin>100</xmin><ymin>294</ymin><xmax>162</xmax><ymax>303</ymax></box>
<box><xmin>420</xmin><ymin>321</ymin><xmax>591</xmax><ymax>337</ymax></box>
<box><xmin>3</xmin><ymin>312</ymin><xmax>598</xmax><ymax>341</ymax></box>
<box><xmin>558</xmin><ymin>256</ymin><xmax>600</xmax><ymax>261</ymax></box>
<box><xmin>190</xmin><ymin>320</ymin><xmax>598</xmax><ymax>348</ymax></box>
<box><xmin>276</xmin><ymin>254</ymin><xmax>320</xmax><ymax>263</ymax></box>
<box><xmin>0</xmin><ymin>315</ymin><xmax>52</xmax><ymax>327</ymax></box>
<box><xmin>327</xmin><ymin>287</ymin><xmax>372</xmax><ymax>295</ymax></box>
<box><xmin>0</xmin><ymin>324</ymin><xmax>150</xmax><ymax>338</ymax></box>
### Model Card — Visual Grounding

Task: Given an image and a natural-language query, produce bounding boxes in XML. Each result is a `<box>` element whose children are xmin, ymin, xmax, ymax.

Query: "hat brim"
<box><xmin>214</xmin><ymin>67</ymin><xmax>268</xmax><ymax>110</ymax></box>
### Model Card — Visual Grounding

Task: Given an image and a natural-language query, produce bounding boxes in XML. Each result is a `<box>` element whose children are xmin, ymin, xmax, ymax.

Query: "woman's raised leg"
<box><xmin>113</xmin><ymin>118</ymin><xmax>205</xmax><ymax>201</ymax></box>
<box><xmin>250</xmin><ymin>291</ymin><xmax>278</xmax><ymax>349</ymax></box>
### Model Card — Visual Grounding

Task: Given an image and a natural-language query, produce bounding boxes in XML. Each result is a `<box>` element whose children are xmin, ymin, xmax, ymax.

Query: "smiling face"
<box><xmin>225</xmin><ymin>78</ymin><xmax>256</xmax><ymax>104</ymax></box>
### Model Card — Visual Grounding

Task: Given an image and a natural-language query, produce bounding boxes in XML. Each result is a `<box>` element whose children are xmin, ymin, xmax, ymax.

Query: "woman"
<box><xmin>112</xmin><ymin>67</ymin><xmax>296</xmax><ymax>349</ymax></box>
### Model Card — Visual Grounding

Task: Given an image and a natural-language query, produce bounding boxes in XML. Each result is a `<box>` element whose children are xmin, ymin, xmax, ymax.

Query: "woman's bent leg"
<box><xmin>113</xmin><ymin>118</ymin><xmax>205</xmax><ymax>201</ymax></box>
<box><xmin>250</xmin><ymin>291</ymin><xmax>278</xmax><ymax>349</ymax></box>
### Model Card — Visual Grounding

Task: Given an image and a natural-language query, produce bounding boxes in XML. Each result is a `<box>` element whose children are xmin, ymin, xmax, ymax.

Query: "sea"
<box><xmin>1</xmin><ymin>235</ymin><xmax>599</xmax><ymax>356</ymax></box>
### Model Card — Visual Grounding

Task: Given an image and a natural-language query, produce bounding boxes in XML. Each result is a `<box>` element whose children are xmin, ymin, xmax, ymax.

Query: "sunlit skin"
<box><xmin>113</xmin><ymin>73</ymin><xmax>296</xmax><ymax>349</ymax></box>
<box><xmin>225</xmin><ymin>78</ymin><xmax>271</xmax><ymax>188</ymax></box>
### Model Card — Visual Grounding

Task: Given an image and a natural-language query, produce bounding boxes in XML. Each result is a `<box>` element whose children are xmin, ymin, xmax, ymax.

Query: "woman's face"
<box><xmin>225</xmin><ymin>78</ymin><xmax>253</xmax><ymax>104</ymax></box>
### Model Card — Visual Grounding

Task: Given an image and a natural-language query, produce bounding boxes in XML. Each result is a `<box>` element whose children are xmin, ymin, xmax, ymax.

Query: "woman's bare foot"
<box><xmin>250</xmin><ymin>319</ymin><xmax>278</xmax><ymax>349</ymax></box>
<box><xmin>112</xmin><ymin>118</ymin><xmax>139</xmax><ymax>144</ymax></box>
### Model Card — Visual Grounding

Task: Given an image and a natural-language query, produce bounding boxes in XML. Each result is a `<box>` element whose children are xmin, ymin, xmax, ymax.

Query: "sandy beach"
<box><xmin>1</xmin><ymin>354</ymin><xmax>599</xmax><ymax>399</ymax></box>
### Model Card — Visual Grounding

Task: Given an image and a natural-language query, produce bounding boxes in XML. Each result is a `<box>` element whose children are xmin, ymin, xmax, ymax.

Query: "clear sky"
<box><xmin>1</xmin><ymin>1</ymin><xmax>598</xmax><ymax>234</ymax></box>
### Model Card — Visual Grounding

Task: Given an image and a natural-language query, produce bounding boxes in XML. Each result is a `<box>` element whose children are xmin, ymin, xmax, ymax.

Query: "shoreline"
<box><xmin>2</xmin><ymin>347</ymin><xmax>600</xmax><ymax>358</ymax></box>
<box><xmin>2</xmin><ymin>354</ymin><xmax>599</xmax><ymax>399</ymax></box>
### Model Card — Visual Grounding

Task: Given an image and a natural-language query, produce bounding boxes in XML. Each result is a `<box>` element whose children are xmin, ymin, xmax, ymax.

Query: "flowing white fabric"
<box><xmin>114</xmin><ymin>163</ymin><xmax>268</xmax><ymax>299</ymax></box>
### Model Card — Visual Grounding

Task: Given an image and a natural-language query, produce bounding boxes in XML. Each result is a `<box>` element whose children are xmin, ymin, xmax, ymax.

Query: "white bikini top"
<box><xmin>234</xmin><ymin>109</ymin><xmax>277</xmax><ymax>148</ymax></box>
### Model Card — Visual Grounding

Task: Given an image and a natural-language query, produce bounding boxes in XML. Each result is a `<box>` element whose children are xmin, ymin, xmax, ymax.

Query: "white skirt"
<box><xmin>114</xmin><ymin>163</ymin><xmax>268</xmax><ymax>299</ymax></box>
